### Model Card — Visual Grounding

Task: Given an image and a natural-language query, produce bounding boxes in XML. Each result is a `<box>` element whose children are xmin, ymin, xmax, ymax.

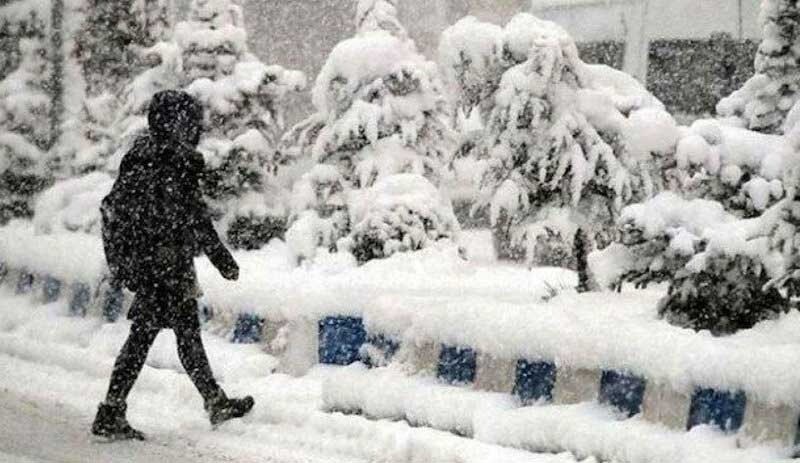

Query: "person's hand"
<box><xmin>221</xmin><ymin>262</ymin><xmax>239</xmax><ymax>281</ymax></box>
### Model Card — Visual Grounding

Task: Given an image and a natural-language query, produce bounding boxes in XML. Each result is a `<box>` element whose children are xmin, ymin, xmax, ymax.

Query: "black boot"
<box><xmin>91</xmin><ymin>402</ymin><xmax>146</xmax><ymax>441</ymax></box>
<box><xmin>205</xmin><ymin>391</ymin><xmax>254</xmax><ymax>426</ymax></box>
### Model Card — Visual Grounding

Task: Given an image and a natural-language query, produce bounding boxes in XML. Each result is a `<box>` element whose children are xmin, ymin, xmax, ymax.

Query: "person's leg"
<box><xmin>174</xmin><ymin>299</ymin><xmax>222</xmax><ymax>401</ymax></box>
<box><xmin>104</xmin><ymin>321</ymin><xmax>161</xmax><ymax>405</ymax></box>
<box><xmin>173</xmin><ymin>298</ymin><xmax>254</xmax><ymax>425</ymax></box>
<box><xmin>93</xmin><ymin>318</ymin><xmax>160</xmax><ymax>440</ymax></box>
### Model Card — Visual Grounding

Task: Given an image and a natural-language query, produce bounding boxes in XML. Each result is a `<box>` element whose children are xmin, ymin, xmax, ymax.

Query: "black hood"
<box><xmin>148</xmin><ymin>90</ymin><xmax>204</xmax><ymax>148</ymax></box>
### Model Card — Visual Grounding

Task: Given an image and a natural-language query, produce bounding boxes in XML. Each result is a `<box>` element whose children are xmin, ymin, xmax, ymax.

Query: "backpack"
<box><xmin>101</xmin><ymin>183</ymin><xmax>142</xmax><ymax>292</ymax></box>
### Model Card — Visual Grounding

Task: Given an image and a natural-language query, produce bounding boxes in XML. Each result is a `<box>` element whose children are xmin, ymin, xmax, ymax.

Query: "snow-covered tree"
<box><xmin>718</xmin><ymin>0</ymin><xmax>800</xmax><ymax>133</ymax></box>
<box><xmin>0</xmin><ymin>37</ymin><xmax>53</xmax><ymax>223</ymax></box>
<box><xmin>107</xmin><ymin>0</ymin><xmax>306</xmax><ymax>249</ymax></box>
<box><xmin>590</xmin><ymin>192</ymin><xmax>793</xmax><ymax>335</ymax></box>
<box><xmin>461</xmin><ymin>14</ymin><xmax>677</xmax><ymax>265</ymax></box>
<box><xmin>0</xmin><ymin>1</ymin><xmax>50</xmax><ymax>80</ymax></box>
<box><xmin>355</xmin><ymin>0</ymin><xmax>408</xmax><ymax>41</ymax></box>
<box><xmin>56</xmin><ymin>0</ymin><xmax>174</xmax><ymax>174</ymax></box>
<box><xmin>283</xmin><ymin>0</ymin><xmax>458</xmax><ymax>264</ymax></box>
<box><xmin>176</xmin><ymin>0</ymin><xmax>247</xmax><ymax>85</ymax></box>
<box><xmin>74</xmin><ymin>0</ymin><xmax>168</xmax><ymax>96</ymax></box>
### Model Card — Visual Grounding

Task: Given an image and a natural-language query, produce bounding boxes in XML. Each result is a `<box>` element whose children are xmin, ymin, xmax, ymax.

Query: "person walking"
<box><xmin>92</xmin><ymin>90</ymin><xmax>254</xmax><ymax>441</ymax></box>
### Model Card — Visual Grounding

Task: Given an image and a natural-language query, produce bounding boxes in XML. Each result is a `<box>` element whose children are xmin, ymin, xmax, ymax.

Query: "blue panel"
<box><xmin>69</xmin><ymin>282</ymin><xmax>91</xmax><ymax>317</ymax></box>
<box><xmin>102</xmin><ymin>286</ymin><xmax>124</xmax><ymax>322</ymax></box>
<box><xmin>42</xmin><ymin>276</ymin><xmax>62</xmax><ymax>303</ymax></box>
<box><xmin>363</xmin><ymin>333</ymin><xmax>400</xmax><ymax>367</ymax></box>
<box><xmin>687</xmin><ymin>387</ymin><xmax>746</xmax><ymax>433</ymax></box>
<box><xmin>232</xmin><ymin>313</ymin><xmax>264</xmax><ymax>344</ymax></box>
<box><xmin>318</xmin><ymin>316</ymin><xmax>367</xmax><ymax>365</ymax></box>
<box><xmin>514</xmin><ymin>360</ymin><xmax>556</xmax><ymax>404</ymax></box>
<box><xmin>437</xmin><ymin>345</ymin><xmax>476</xmax><ymax>385</ymax></box>
<box><xmin>16</xmin><ymin>271</ymin><xmax>33</xmax><ymax>294</ymax></box>
<box><xmin>599</xmin><ymin>370</ymin><xmax>647</xmax><ymax>418</ymax></box>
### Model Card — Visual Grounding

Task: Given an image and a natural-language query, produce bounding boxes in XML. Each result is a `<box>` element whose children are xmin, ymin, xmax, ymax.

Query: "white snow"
<box><xmin>346</xmin><ymin>173</ymin><xmax>461</xmax><ymax>258</ymax></box>
<box><xmin>324</xmin><ymin>366</ymin><xmax>789</xmax><ymax>463</ymax></box>
<box><xmin>311</xmin><ymin>31</ymin><xmax>426</xmax><ymax>115</ymax></box>
<box><xmin>0</xmin><ymin>222</ymin><xmax>106</xmax><ymax>285</ymax></box>
<box><xmin>32</xmin><ymin>172</ymin><xmax>114</xmax><ymax>235</ymax></box>
<box><xmin>0</xmin><ymin>289</ymin><xmax>575</xmax><ymax>463</ymax></box>
<box><xmin>623</xmin><ymin>107</ymin><xmax>680</xmax><ymax>160</ymax></box>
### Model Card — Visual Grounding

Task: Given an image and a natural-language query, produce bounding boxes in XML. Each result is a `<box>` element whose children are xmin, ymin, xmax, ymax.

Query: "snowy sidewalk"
<box><xmin>0</xmin><ymin>389</ymin><xmax>264</xmax><ymax>463</ymax></box>
<box><xmin>0</xmin><ymin>290</ymin><xmax>580</xmax><ymax>463</ymax></box>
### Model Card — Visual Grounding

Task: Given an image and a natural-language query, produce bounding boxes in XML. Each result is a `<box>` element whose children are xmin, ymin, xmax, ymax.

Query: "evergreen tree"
<box><xmin>111</xmin><ymin>0</ymin><xmax>305</xmax><ymax>249</ymax></box>
<box><xmin>176</xmin><ymin>0</ymin><xmax>248</xmax><ymax>85</ymax></box>
<box><xmin>465</xmin><ymin>14</ymin><xmax>676</xmax><ymax>265</ymax></box>
<box><xmin>0</xmin><ymin>37</ymin><xmax>53</xmax><ymax>222</ymax></box>
<box><xmin>0</xmin><ymin>2</ymin><xmax>50</xmax><ymax>81</ymax></box>
<box><xmin>718</xmin><ymin>0</ymin><xmax>800</xmax><ymax>133</ymax></box>
<box><xmin>284</xmin><ymin>0</ymin><xmax>458</xmax><ymax>263</ymax></box>
<box><xmin>58</xmin><ymin>0</ymin><xmax>174</xmax><ymax>174</ymax></box>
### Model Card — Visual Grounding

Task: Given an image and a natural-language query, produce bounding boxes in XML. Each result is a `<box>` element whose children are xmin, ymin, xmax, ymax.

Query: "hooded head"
<box><xmin>148</xmin><ymin>90</ymin><xmax>204</xmax><ymax>148</ymax></box>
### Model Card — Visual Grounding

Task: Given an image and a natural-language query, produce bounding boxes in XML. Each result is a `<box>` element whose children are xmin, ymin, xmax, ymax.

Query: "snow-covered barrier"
<box><xmin>322</xmin><ymin>292</ymin><xmax>800</xmax><ymax>458</ymax></box>
<box><xmin>0</xmin><ymin>222</ymin><xmax>128</xmax><ymax>322</ymax></box>
<box><xmin>0</xmin><ymin>222</ymin><xmax>573</xmax><ymax>368</ymax></box>
<box><xmin>2</xmin><ymin>222</ymin><xmax>798</xmax><ymax>459</ymax></box>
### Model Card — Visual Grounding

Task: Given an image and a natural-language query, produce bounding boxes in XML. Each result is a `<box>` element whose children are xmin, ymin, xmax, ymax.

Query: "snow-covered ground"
<box><xmin>0</xmin><ymin>289</ymin><xmax>582</xmax><ymax>463</ymax></box>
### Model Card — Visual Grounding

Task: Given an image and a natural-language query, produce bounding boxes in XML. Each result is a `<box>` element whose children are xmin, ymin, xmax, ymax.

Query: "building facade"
<box><xmin>532</xmin><ymin>0</ymin><xmax>760</xmax><ymax>82</ymax></box>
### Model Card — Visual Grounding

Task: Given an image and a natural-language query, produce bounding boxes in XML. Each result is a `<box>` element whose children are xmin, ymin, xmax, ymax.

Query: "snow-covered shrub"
<box><xmin>344</xmin><ymin>174</ymin><xmax>460</xmax><ymax>264</ymax></box>
<box><xmin>457</xmin><ymin>14</ymin><xmax>676</xmax><ymax>265</ymax></box>
<box><xmin>669</xmin><ymin>119</ymin><xmax>793</xmax><ymax>218</ymax></box>
<box><xmin>32</xmin><ymin>171</ymin><xmax>113</xmax><ymax>234</ymax></box>
<box><xmin>0</xmin><ymin>36</ymin><xmax>52</xmax><ymax>223</ymax></box>
<box><xmin>718</xmin><ymin>0</ymin><xmax>800</xmax><ymax>133</ymax></box>
<box><xmin>286</xmin><ymin>165</ymin><xmax>350</xmax><ymax>263</ymax></box>
<box><xmin>283</xmin><ymin>0</ymin><xmax>457</xmax><ymax>264</ymax></box>
<box><xmin>590</xmin><ymin>192</ymin><xmax>795</xmax><ymax>335</ymax></box>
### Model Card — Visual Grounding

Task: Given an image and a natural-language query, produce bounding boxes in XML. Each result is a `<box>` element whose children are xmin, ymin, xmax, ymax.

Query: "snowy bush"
<box><xmin>718</xmin><ymin>0</ymin><xmax>800</xmax><ymax>133</ymax></box>
<box><xmin>0</xmin><ymin>36</ymin><xmax>52</xmax><ymax>223</ymax></box>
<box><xmin>445</xmin><ymin>14</ymin><xmax>676</xmax><ymax>265</ymax></box>
<box><xmin>32</xmin><ymin>171</ymin><xmax>113</xmax><ymax>234</ymax></box>
<box><xmin>283</xmin><ymin>0</ymin><xmax>457</xmax><ymax>264</ymax></box>
<box><xmin>590</xmin><ymin>192</ymin><xmax>796</xmax><ymax>335</ymax></box>
<box><xmin>286</xmin><ymin>165</ymin><xmax>350</xmax><ymax>263</ymax></box>
<box><xmin>344</xmin><ymin>174</ymin><xmax>460</xmax><ymax>264</ymax></box>
<box><xmin>669</xmin><ymin>119</ymin><xmax>793</xmax><ymax>218</ymax></box>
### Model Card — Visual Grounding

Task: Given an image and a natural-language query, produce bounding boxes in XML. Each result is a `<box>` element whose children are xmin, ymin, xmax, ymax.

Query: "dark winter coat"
<box><xmin>105</xmin><ymin>90</ymin><xmax>238</xmax><ymax>329</ymax></box>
